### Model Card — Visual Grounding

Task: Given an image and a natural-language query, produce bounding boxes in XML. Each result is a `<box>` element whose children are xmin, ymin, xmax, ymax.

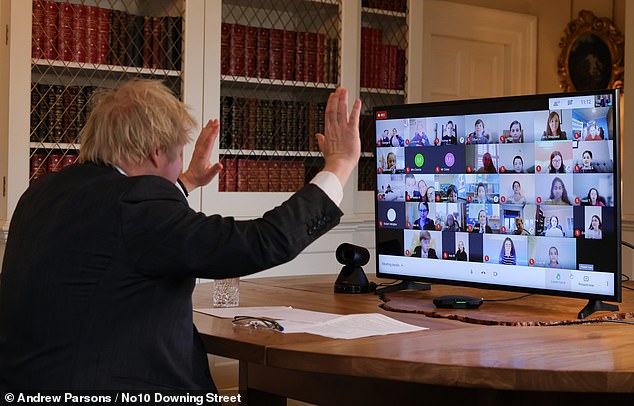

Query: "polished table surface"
<box><xmin>193</xmin><ymin>275</ymin><xmax>634</xmax><ymax>404</ymax></box>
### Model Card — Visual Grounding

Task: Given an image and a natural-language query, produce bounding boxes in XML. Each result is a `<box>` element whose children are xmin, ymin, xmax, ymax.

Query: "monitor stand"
<box><xmin>375</xmin><ymin>280</ymin><xmax>431</xmax><ymax>295</ymax></box>
<box><xmin>577</xmin><ymin>299</ymin><xmax>619</xmax><ymax>319</ymax></box>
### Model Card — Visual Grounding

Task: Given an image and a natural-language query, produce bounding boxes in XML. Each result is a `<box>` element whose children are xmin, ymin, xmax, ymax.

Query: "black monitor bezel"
<box><xmin>373</xmin><ymin>89</ymin><xmax>622</xmax><ymax>303</ymax></box>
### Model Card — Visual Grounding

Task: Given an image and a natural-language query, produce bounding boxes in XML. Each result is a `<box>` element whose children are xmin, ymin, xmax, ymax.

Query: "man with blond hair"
<box><xmin>0</xmin><ymin>80</ymin><xmax>361</xmax><ymax>392</ymax></box>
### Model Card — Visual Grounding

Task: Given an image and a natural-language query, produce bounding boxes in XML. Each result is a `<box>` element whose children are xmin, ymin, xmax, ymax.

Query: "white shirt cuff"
<box><xmin>310</xmin><ymin>171</ymin><xmax>343</xmax><ymax>206</ymax></box>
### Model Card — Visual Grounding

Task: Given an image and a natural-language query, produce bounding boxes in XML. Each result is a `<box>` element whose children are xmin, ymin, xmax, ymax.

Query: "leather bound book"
<box><xmin>246</xmin><ymin>98</ymin><xmax>257</xmax><ymax>150</ymax></box>
<box><xmin>71</xmin><ymin>4</ymin><xmax>88</xmax><ymax>63</ymax></box>
<box><xmin>256</xmin><ymin>160</ymin><xmax>269</xmax><ymax>192</ymax></box>
<box><xmin>57</xmin><ymin>2</ymin><xmax>74</xmax><ymax>62</ymax></box>
<box><xmin>268</xmin><ymin>28</ymin><xmax>283</xmax><ymax>80</ymax></box>
<box><xmin>282</xmin><ymin>30</ymin><xmax>296</xmax><ymax>81</ymax></box>
<box><xmin>269</xmin><ymin>160</ymin><xmax>281</xmax><ymax>192</ymax></box>
<box><xmin>396</xmin><ymin>48</ymin><xmax>406</xmax><ymax>89</ymax></box>
<box><xmin>62</xmin><ymin>86</ymin><xmax>78</xmax><ymax>143</ymax></box>
<box><xmin>303</xmin><ymin>32</ymin><xmax>318</xmax><ymax>83</ymax></box>
<box><xmin>224</xmin><ymin>158</ymin><xmax>238</xmax><ymax>192</ymax></box>
<box><xmin>229</xmin><ymin>24</ymin><xmax>246</xmax><ymax>76</ymax></box>
<box><xmin>166</xmin><ymin>16</ymin><xmax>183</xmax><ymax>71</ymax></box>
<box><xmin>42</xmin><ymin>0</ymin><xmax>59</xmax><ymax>60</ymax></box>
<box><xmin>96</xmin><ymin>7</ymin><xmax>111</xmax><ymax>65</ymax></box>
<box><xmin>316</xmin><ymin>33</ymin><xmax>325</xmax><ymax>83</ymax></box>
<box><xmin>220</xmin><ymin>23</ymin><xmax>231</xmax><ymax>75</ymax></box>
<box><xmin>237</xmin><ymin>159</ymin><xmax>250</xmax><ymax>192</ymax></box>
<box><xmin>372</xmin><ymin>28</ymin><xmax>383</xmax><ymax>88</ymax></box>
<box><xmin>47</xmin><ymin>153</ymin><xmax>63</xmax><ymax>173</ymax></box>
<box><xmin>360</xmin><ymin>27</ymin><xmax>371</xmax><ymax>87</ymax></box>
<box><xmin>218</xmin><ymin>158</ymin><xmax>226</xmax><ymax>192</ymax></box>
<box><xmin>108</xmin><ymin>9</ymin><xmax>128</xmax><ymax>66</ymax></box>
<box><xmin>142</xmin><ymin>15</ymin><xmax>153</xmax><ymax>68</ymax></box>
<box><xmin>124</xmin><ymin>14</ymin><xmax>144</xmax><ymax>67</ymax></box>
<box><xmin>30</xmin><ymin>84</ymin><xmax>42</xmax><ymax>141</ymax></box>
<box><xmin>219</xmin><ymin>96</ymin><xmax>232</xmax><ymax>149</ymax></box>
<box><xmin>295</xmin><ymin>32</ymin><xmax>305</xmax><ymax>82</ymax></box>
<box><xmin>32</xmin><ymin>0</ymin><xmax>46</xmax><ymax>59</ymax></box>
<box><xmin>85</xmin><ymin>6</ymin><xmax>100</xmax><ymax>64</ymax></box>
<box><xmin>30</xmin><ymin>153</ymin><xmax>47</xmax><ymax>183</ymax></box>
<box><xmin>61</xmin><ymin>154</ymin><xmax>79</xmax><ymax>168</ymax></box>
<box><xmin>151</xmin><ymin>16</ymin><xmax>165</xmax><ymax>69</ymax></box>
<box><xmin>245</xmin><ymin>25</ymin><xmax>258</xmax><ymax>77</ymax></box>
<box><xmin>380</xmin><ymin>45</ymin><xmax>390</xmax><ymax>89</ymax></box>
<box><xmin>256</xmin><ymin>27</ymin><xmax>270</xmax><ymax>78</ymax></box>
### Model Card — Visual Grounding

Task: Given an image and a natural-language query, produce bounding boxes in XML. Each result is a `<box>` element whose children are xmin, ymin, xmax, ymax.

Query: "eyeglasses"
<box><xmin>232</xmin><ymin>316</ymin><xmax>284</xmax><ymax>332</ymax></box>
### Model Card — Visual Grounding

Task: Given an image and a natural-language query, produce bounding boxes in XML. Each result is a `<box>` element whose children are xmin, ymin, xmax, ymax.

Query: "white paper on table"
<box><xmin>195</xmin><ymin>307</ymin><xmax>428</xmax><ymax>339</ymax></box>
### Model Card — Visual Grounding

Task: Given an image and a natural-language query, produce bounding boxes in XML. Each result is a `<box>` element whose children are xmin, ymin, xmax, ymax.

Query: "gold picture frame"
<box><xmin>558</xmin><ymin>10</ymin><xmax>624</xmax><ymax>92</ymax></box>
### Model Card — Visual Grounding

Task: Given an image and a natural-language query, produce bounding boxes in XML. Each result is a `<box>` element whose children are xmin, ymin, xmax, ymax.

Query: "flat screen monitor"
<box><xmin>374</xmin><ymin>90</ymin><xmax>621</xmax><ymax>310</ymax></box>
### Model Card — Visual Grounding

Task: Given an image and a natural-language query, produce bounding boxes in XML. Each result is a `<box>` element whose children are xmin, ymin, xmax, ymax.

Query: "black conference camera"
<box><xmin>334</xmin><ymin>243</ymin><xmax>372</xmax><ymax>294</ymax></box>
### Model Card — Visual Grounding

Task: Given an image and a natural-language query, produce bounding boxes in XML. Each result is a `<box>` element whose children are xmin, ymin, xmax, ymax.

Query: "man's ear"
<box><xmin>149</xmin><ymin>148</ymin><xmax>161</xmax><ymax>168</ymax></box>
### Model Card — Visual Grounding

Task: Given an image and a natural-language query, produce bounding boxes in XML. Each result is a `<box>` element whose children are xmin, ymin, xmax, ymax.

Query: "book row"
<box><xmin>219</xmin><ymin>96</ymin><xmax>326</xmax><ymax>152</ymax></box>
<box><xmin>218</xmin><ymin>158</ymin><xmax>307</xmax><ymax>193</ymax></box>
<box><xmin>361</xmin><ymin>27</ymin><xmax>406</xmax><ymax>90</ymax></box>
<box><xmin>362</xmin><ymin>0</ymin><xmax>408</xmax><ymax>12</ymax></box>
<box><xmin>30</xmin><ymin>84</ymin><xmax>99</xmax><ymax>144</ymax></box>
<box><xmin>30</xmin><ymin>151</ymin><xmax>79</xmax><ymax>183</ymax></box>
<box><xmin>221</xmin><ymin>23</ymin><xmax>338</xmax><ymax>84</ymax></box>
<box><xmin>32</xmin><ymin>0</ymin><xmax>182</xmax><ymax>70</ymax></box>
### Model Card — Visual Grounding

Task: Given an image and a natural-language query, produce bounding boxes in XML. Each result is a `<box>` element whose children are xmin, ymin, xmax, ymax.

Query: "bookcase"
<box><xmin>358</xmin><ymin>0</ymin><xmax>408</xmax><ymax>192</ymax></box>
<box><xmin>216</xmin><ymin>0</ymin><xmax>341</xmax><ymax>194</ymax></box>
<box><xmin>29</xmin><ymin>0</ymin><xmax>187</xmax><ymax>183</ymax></box>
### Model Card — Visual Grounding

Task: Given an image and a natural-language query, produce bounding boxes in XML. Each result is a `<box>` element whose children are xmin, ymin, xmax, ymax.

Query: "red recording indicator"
<box><xmin>406</xmin><ymin>249</ymin><xmax>410</xmax><ymax>256</ymax></box>
<box><xmin>468</xmin><ymin>225</ymin><xmax>473</xmax><ymax>232</ymax></box>
<box><xmin>435</xmin><ymin>166</ymin><xmax>440</xmax><ymax>173</ymax></box>
<box><xmin>484</xmin><ymin>255</ymin><xmax>490</xmax><ymax>262</ymax></box>
<box><xmin>575</xmin><ymin>164</ymin><xmax>580</xmax><ymax>172</ymax></box>
<box><xmin>466</xmin><ymin>138</ymin><xmax>471</xmax><ymax>144</ymax></box>
<box><xmin>529</xmin><ymin>258</ymin><xmax>535</xmax><ymax>265</ymax></box>
<box><xmin>376</xmin><ymin>111</ymin><xmax>387</xmax><ymax>119</ymax></box>
<box><xmin>434</xmin><ymin>138</ymin><xmax>440</xmax><ymax>145</ymax></box>
<box><xmin>443</xmin><ymin>252</ymin><xmax>449</xmax><ymax>259</ymax></box>
<box><xmin>500</xmin><ymin>136</ymin><xmax>505</xmax><ymax>143</ymax></box>
<box><xmin>405</xmin><ymin>139</ymin><xmax>410</xmax><ymax>146</ymax></box>
<box><xmin>575</xmin><ymin>229</ymin><xmax>581</xmax><ymax>237</ymax></box>
<box><xmin>536</xmin><ymin>165</ymin><xmax>542</xmax><ymax>172</ymax></box>
<box><xmin>575</xmin><ymin>197</ymin><xmax>581</xmax><ymax>204</ymax></box>
<box><xmin>436</xmin><ymin>195</ymin><xmax>440</xmax><ymax>202</ymax></box>
<box><xmin>574</xmin><ymin>131</ymin><xmax>581</xmax><ymax>139</ymax></box>
<box><xmin>500</xmin><ymin>196</ymin><xmax>506</xmax><ymax>203</ymax></box>
<box><xmin>468</xmin><ymin>196</ymin><xmax>473</xmax><ymax>202</ymax></box>
<box><xmin>378</xmin><ymin>167</ymin><xmax>383</xmax><ymax>173</ymax></box>
<box><xmin>377</xmin><ymin>140</ymin><xmax>382</xmax><ymax>147</ymax></box>
<box><xmin>405</xmin><ymin>195</ymin><xmax>410</xmax><ymax>201</ymax></box>
<box><xmin>501</xmin><ymin>226</ymin><xmax>507</xmax><ymax>233</ymax></box>
<box><xmin>406</xmin><ymin>221</ymin><xmax>411</xmax><ymax>228</ymax></box>
<box><xmin>466</xmin><ymin>166</ymin><xmax>472</xmax><ymax>173</ymax></box>
<box><xmin>378</xmin><ymin>194</ymin><xmax>383</xmax><ymax>200</ymax></box>
<box><xmin>379</xmin><ymin>221</ymin><xmax>384</xmax><ymax>227</ymax></box>
<box><xmin>500</xmin><ymin>166</ymin><xmax>506</xmax><ymax>173</ymax></box>
<box><xmin>406</xmin><ymin>167</ymin><xmax>411</xmax><ymax>173</ymax></box>
<box><xmin>436</xmin><ymin>224</ymin><xmax>441</xmax><ymax>231</ymax></box>
<box><xmin>536</xmin><ymin>196</ymin><xmax>542</xmax><ymax>204</ymax></box>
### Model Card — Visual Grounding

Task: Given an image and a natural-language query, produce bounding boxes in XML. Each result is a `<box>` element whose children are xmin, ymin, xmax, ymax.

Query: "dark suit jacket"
<box><xmin>0</xmin><ymin>163</ymin><xmax>342</xmax><ymax>391</ymax></box>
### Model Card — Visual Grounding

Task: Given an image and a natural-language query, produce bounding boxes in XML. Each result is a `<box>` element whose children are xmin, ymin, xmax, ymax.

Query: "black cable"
<box><xmin>483</xmin><ymin>294</ymin><xmax>532</xmax><ymax>303</ymax></box>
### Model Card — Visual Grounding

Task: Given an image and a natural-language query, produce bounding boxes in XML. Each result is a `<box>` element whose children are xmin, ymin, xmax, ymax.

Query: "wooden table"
<box><xmin>193</xmin><ymin>275</ymin><xmax>634</xmax><ymax>405</ymax></box>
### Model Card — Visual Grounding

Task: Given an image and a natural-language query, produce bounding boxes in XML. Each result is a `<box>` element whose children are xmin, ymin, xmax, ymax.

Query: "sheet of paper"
<box><xmin>195</xmin><ymin>307</ymin><xmax>428</xmax><ymax>339</ymax></box>
<box><xmin>297</xmin><ymin>313</ymin><xmax>428</xmax><ymax>339</ymax></box>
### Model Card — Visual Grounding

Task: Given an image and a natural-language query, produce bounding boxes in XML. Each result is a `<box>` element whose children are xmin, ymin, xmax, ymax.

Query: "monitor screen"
<box><xmin>374</xmin><ymin>90</ymin><xmax>621</xmax><ymax>302</ymax></box>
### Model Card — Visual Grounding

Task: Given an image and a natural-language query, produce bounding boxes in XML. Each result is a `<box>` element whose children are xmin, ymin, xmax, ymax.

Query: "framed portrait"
<box><xmin>557</xmin><ymin>10</ymin><xmax>624</xmax><ymax>92</ymax></box>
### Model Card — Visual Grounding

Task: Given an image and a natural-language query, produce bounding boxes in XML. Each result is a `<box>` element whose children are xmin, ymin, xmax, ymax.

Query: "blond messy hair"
<box><xmin>79</xmin><ymin>80</ymin><xmax>196</xmax><ymax>166</ymax></box>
